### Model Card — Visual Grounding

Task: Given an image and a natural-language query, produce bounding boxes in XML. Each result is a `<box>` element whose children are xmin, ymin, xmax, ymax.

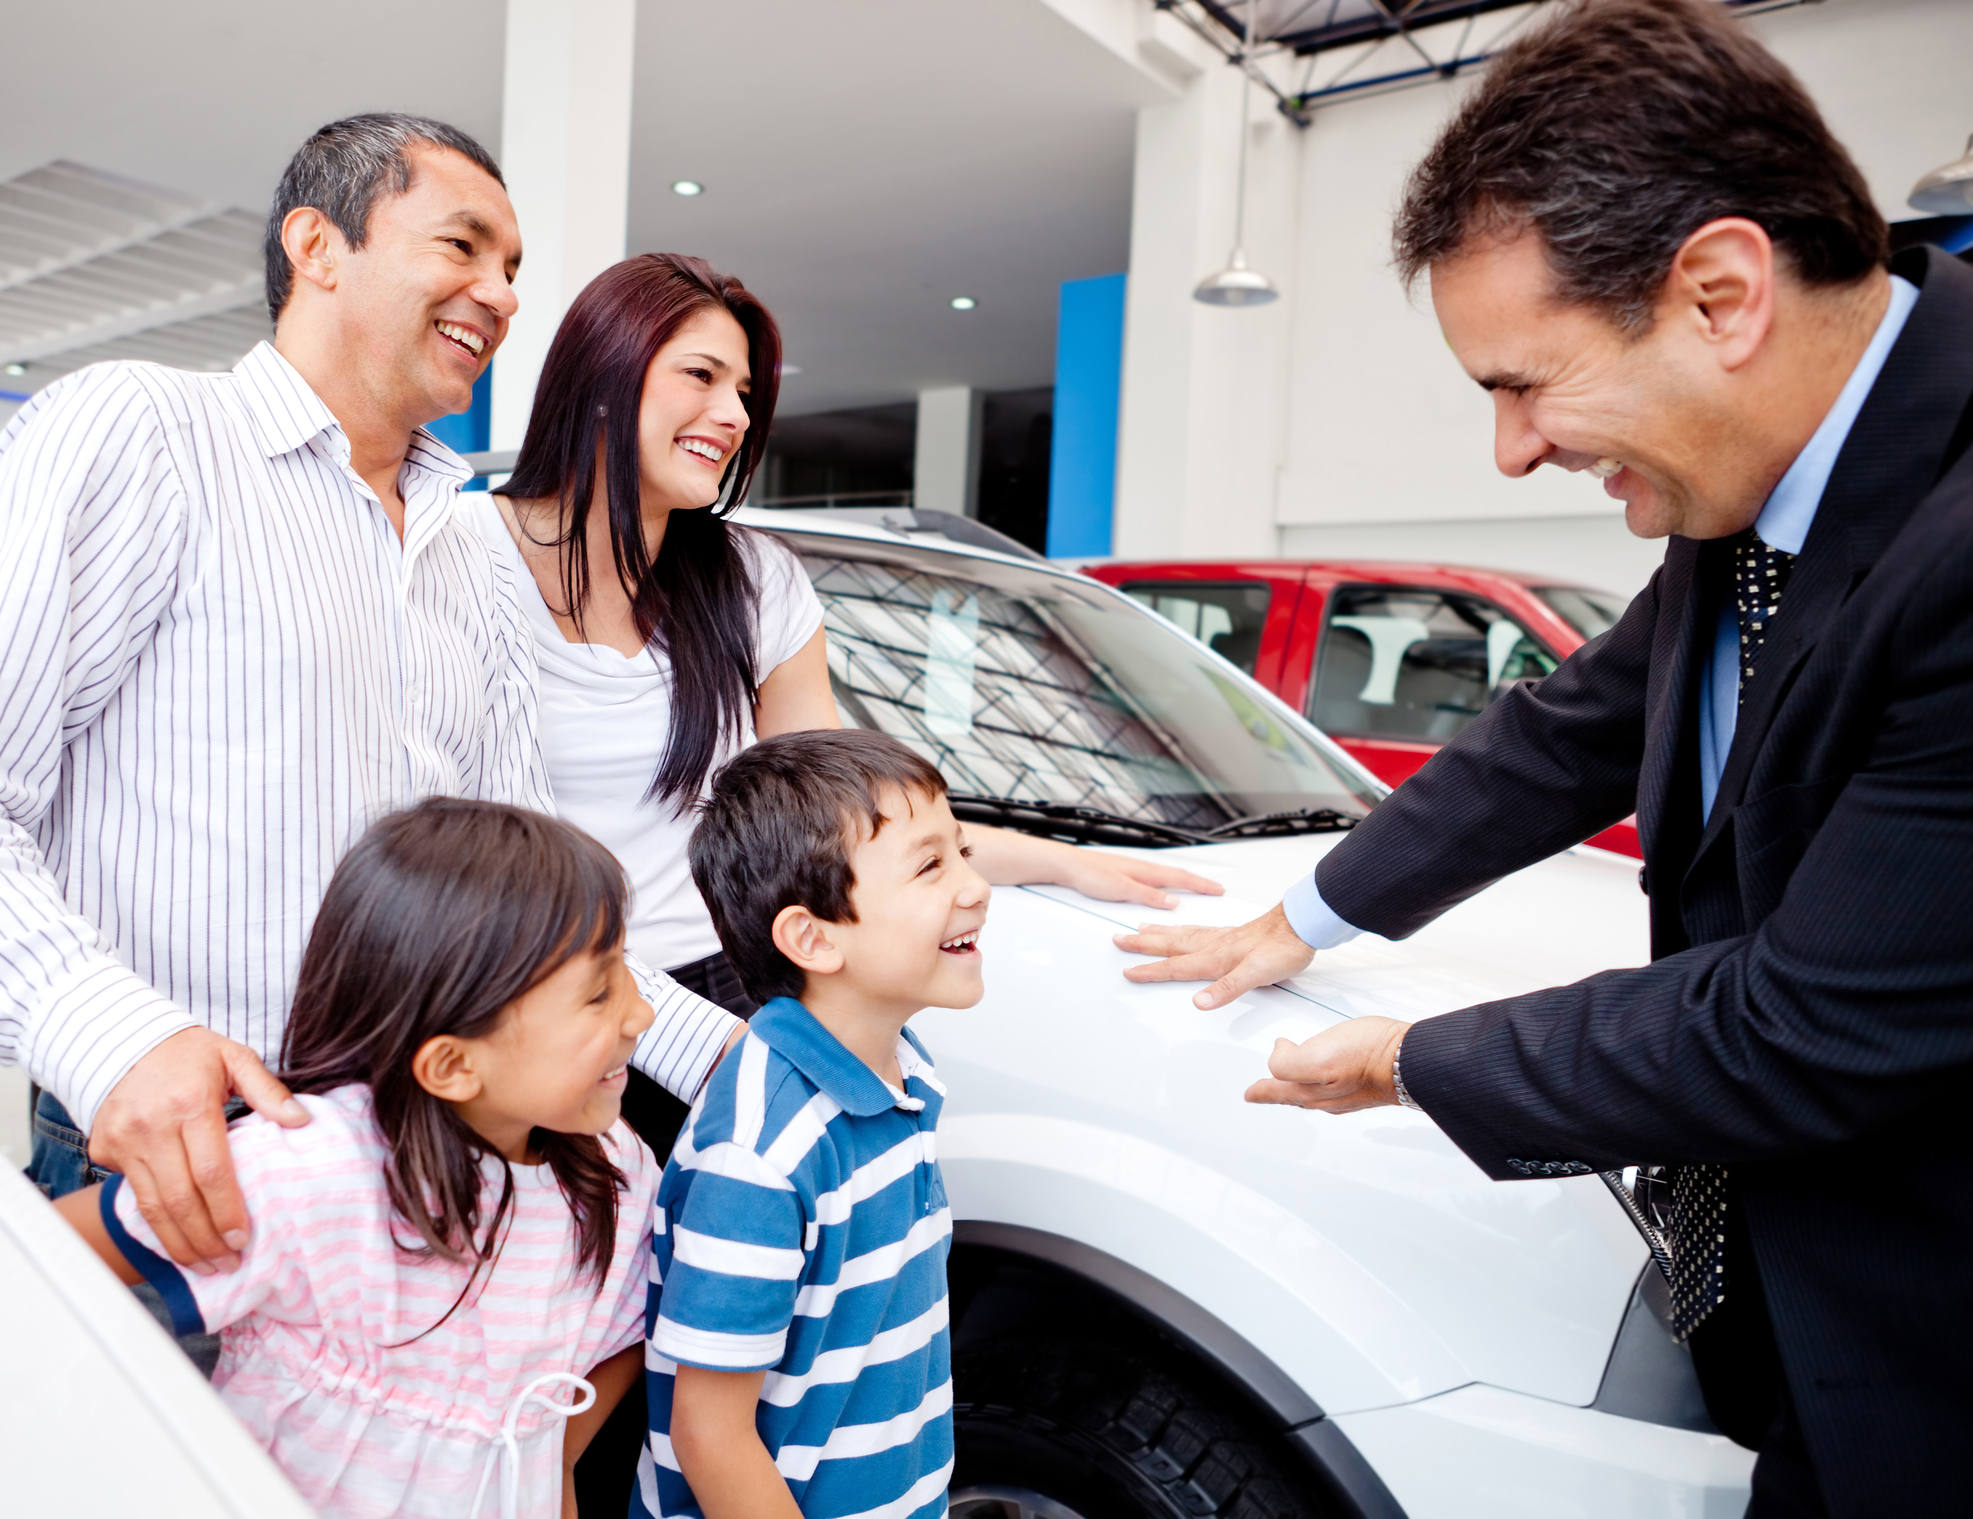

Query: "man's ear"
<box><xmin>772</xmin><ymin>904</ymin><xmax>845</xmax><ymax>977</ymax></box>
<box><xmin>1660</xmin><ymin>216</ymin><xmax>1775</xmax><ymax>373</ymax></box>
<box><xmin>411</xmin><ymin>1035</ymin><xmax>482</xmax><ymax>1103</ymax></box>
<box><xmin>280</xmin><ymin>206</ymin><xmax>345</xmax><ymax>300</ymax></box>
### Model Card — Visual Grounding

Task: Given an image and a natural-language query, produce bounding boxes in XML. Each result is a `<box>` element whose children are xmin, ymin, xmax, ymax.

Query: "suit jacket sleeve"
<box><xmin>1315</xmin><ymin>560</ymin><xmax>1660</xmax><ymax>941</ymax></box>
<box><xmin>1401</xmin><ymin>536</ymin><xmax>1973</xmax><ymax>1177</ymax></box>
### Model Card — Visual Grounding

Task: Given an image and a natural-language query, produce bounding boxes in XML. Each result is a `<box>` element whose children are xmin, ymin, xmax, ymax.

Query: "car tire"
<box><xmin>951</xmin><ymin>1339</ymin><xmax>1335</xmax><ymax>1519</ymax></box>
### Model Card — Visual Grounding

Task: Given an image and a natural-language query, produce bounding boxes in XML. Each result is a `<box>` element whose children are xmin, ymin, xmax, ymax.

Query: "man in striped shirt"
<box><xmin>0</xmin><ymin>114</ymin><xmax>737</xmax><ymax>1273</ymax></box>
<box><xmin>637</xmin><ymin>730</ymin><xmax>989</xmax><ymax>1518</ymax></box>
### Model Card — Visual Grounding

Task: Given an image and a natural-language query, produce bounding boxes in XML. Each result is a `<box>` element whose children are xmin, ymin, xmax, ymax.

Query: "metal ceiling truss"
<box><xmin>1165</xmin><ymin>0</ymin><xmax>1828</xmax><ymax>120</ymax></box>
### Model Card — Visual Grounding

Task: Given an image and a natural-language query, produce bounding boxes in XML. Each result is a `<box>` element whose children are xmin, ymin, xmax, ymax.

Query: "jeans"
<box><xmin>27</xmin><ymin>1085</ymin><xmax>109</xmax><ymax>1198</ymax></box>
<box><xmin>26</xmin><ymin>1086</ymin><xmax>221</xmax><ymax>1377</ymax></box>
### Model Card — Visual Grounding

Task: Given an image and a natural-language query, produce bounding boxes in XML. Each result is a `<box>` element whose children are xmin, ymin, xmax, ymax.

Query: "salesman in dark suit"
<box><xmin>1118</xmin><ymin>2</ymin><xmax>1973</xmax><ymax>1514</ymax></box>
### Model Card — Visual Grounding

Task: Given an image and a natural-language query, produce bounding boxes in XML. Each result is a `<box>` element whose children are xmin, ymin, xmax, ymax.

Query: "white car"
<box><xmin>755</xmin><ymin>508</ymin><xmax>1755</xmax><ymax>1519</ymax></box>
<box><xmin>0</xmin><ymin>505</ymin><xmax>1753</xmax><ymax>1517</ymax></box>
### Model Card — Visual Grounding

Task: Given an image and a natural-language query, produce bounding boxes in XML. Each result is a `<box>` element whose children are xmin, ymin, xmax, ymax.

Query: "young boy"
<box><xmin>635</xmin><ymin>728</ymin><xmax>989</xmax><ymax>1519</ymax></box>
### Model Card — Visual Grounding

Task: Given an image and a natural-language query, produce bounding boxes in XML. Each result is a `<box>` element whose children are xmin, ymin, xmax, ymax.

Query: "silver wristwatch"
<box><xmin>1391</xmin><ymin>1038</ymin><xmax>1423</xmax><ymax>1111</ymax></box>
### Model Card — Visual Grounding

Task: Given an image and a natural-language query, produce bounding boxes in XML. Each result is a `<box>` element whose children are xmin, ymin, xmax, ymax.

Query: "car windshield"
<box><xmin>1532</xmin><ymin>584</ymin><xmax>1633</xmax><ymax>641</ymax></box>
<box><xmin>771</xmin><ymin>531</ymin><xmax>1380</xmax><ymax>834</ymax></box>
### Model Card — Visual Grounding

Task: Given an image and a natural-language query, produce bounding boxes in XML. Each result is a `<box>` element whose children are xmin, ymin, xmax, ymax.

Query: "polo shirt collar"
<box><xmin>751</xmin><ymin>997</ymin><xmax>927</xmax><ymax>1116</ymax></box>
<box><xmin>232</xmin><ymin>341</ymin><xmax>472</xmax><ymax>487</ymax></box>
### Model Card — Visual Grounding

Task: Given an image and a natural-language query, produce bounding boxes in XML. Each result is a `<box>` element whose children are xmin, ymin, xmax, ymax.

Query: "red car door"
<box><xmin>1290</xmin><ymin>571</ymin><xmax>1640</xmax><ymax>857</ymax></box>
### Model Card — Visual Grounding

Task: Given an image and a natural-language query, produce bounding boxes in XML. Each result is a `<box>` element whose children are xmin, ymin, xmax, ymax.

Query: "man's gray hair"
<box><xmin>262</xmin><ymin>113</ymin><xmax>504</xmax><ymax>324</ymax></box>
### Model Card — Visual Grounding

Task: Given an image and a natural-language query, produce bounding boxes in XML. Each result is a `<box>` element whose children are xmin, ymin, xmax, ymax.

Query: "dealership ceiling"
<box><xmin>0</xmin><ymin>0</ymin><xmax>1164</xmax><ymax>417</ymax></box>
<box><xmin>0</xmin><ymin>0</ymin><xmax>1832</xmax><ymax>417</ymax></box>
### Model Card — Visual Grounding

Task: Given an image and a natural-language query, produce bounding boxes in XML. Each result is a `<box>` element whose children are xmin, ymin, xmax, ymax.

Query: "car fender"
<box><xmin>940</xmin><ymin>1110</ymin><xmax>1470</xmax><ymax>1414</ymax></box>
<box><xmin>917</xmin><ymin>856</ymin><xmax>1653</xmax><ymax>1417</ymax></box>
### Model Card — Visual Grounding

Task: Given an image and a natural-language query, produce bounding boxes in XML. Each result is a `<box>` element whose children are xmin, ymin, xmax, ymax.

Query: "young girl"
<box><xmin>56</xmin><ymin>798</ymin><xmax>661</xmax><ymax>1518</ymax></box>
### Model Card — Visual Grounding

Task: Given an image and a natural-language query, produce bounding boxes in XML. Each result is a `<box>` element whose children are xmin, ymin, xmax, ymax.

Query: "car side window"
<box><xmin>1308</xmin><ymin>585</ymin><xmax>1558</xmax><ymax>742</ymax></box>
<box><xmin>1119</xmin><ymin>582</ymin><xmax>1270</xmax><ymax>674</ymax></box>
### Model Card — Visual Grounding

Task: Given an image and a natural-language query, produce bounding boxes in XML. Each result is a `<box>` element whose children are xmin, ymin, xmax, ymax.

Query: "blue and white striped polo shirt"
<box><xmin>634</xmin><ymin>996</ymin><xmax>953</xmax><ymax>1519</ymax></box>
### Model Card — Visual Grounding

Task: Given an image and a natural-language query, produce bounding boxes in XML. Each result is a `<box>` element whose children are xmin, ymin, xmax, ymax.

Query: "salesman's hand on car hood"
<box><xmin>1114</xmin><ymin>902</ymin><xmax>1313</xmax><ymax>1009</ymax></box>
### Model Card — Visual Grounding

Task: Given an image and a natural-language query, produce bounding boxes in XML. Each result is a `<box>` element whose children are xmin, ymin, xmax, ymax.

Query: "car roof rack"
<box><xmin>757</xmin><ymin>506</ymin><xmax>1045</xmax><ymax>563</ymax></box>
<box><xmin>460</xmin><ymin>454</ymin><xmax>1046</xmax><ymax>565</ymax></box>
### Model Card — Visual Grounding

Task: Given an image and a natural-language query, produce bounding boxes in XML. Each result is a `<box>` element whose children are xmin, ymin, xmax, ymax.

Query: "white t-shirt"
<box><xmin>466</xmin><ymin>496</ymin><xmax>823</xmax><ymax>969</ymax></box>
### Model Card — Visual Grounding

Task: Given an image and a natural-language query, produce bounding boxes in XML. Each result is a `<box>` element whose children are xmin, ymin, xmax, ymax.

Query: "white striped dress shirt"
<box><xmin>0</xmin><ymin>343</ymin><xmax>738</xmax><ymax>1131</ymax></box>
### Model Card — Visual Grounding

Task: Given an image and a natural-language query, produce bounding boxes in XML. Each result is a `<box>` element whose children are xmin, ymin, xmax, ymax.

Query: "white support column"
<box><xmin>1114</xmin><ymin>61</ymin><xmax>1298</xmax><ymax>559</ymax></box>
<box><xmin>491</xmin><ymin>0</ymin><xmax>637</xmax><ymax>450</ymax></box>
<box><xmin>913</xmin><ymin>385</ymin><xmax>985</xmax><ymax>518</ymax></box>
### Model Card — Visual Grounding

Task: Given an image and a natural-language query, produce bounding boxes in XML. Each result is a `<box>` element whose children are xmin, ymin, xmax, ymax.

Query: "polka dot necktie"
<box><xmin>1667</xmin><ymin>529</ymin><xmax>1797</xmax><ymax>1342</ymax></box>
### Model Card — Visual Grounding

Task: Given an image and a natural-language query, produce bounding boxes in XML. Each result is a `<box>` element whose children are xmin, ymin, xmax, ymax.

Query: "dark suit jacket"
<box><xmin>1316</xmin><ymin>247</ymin><xmax>1973</xmax><ymax>1514</ymax></box>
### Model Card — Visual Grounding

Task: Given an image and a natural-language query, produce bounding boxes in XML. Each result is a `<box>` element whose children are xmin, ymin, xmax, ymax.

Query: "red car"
<box><xmin>1083</xmin><ymin>559</ymin><xmax>1641</xmax><ymax>858</ymax></box>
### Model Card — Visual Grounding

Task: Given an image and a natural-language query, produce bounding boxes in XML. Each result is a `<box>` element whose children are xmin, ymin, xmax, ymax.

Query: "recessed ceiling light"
<box><xmin>671</xmin><ymin>180</ymin><xmax>704</xmax><ymax>197</ymax></box>
<box><xmin>3</xmin><ymin>362</ymin><xmax>25</xmax><ymax>376</ymax></box>
<box><xmin>949</xmin><ymin>296</ymin><xmax>977</xmax><ymax>311</ymax></box>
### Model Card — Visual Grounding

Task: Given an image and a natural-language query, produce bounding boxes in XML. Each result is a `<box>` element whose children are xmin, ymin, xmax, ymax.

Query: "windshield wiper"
<box><xmin>1202</xmin><ymin>807</ymin><xmax>1363</xmax><ymax>841</ymax></box>
<box><xmin>947</xmin><ymin>795</ymin><xmax>1209</xmax><ymax>849</ymax></box>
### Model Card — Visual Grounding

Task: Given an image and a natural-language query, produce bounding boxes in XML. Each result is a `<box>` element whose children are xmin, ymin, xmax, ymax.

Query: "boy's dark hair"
<box><xmin>689</xmin><ymin>729</ymin><xmax>948</xmax><ymax>1005</ymax></box>
<box><xmin>279</xmin><ymin>798</ymin><xmax>629</xmax><ymax>1332</ymax></box>
<box><xmin>1392</xmin><ymin>0</ymin><xmax>1887</xmax><ymax>331</ymax></box>
<box><xmin>264</xmin><ymin>112</ymin><xmax>505</xmax><ymax>323</ymax></box>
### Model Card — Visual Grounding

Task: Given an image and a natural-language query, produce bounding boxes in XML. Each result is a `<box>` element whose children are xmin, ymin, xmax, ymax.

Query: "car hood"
<box><xmin>1037</xmin><ymin>832</ymin><xmax>1648</xmax><ymax>1023</ymax></box>
<box><xmin>919</xmin><ymin>834</ymin><xmax>1653</xmax><ymax>1415</ymax></box>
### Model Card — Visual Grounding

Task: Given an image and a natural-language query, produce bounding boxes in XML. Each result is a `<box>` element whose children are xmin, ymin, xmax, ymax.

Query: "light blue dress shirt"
<box><xmin>1284</xmin><ymin>275</ymin><xmax>1919</xmax><ymax>950</ymax></box>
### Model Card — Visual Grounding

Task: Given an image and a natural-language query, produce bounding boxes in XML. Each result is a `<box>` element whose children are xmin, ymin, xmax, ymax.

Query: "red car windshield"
<box><xmin>1530</xmin><ymin>585</ymin><xmax>1633</xmax><ymax>642</ymax></box>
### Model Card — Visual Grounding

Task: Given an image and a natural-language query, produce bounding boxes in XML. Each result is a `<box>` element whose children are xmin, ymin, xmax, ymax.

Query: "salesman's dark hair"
<box><xmin>689</xmin><ymin>730</ymin><xmax>948</xmax><ymax>1005</ymax></box>
<box><xmin>1392</xmin><ymin>0</ymin><xmax>1888</xmax><ymax>330</ymax></box>
<box><xmin>264</xmin><ymin>113</ymin><xmax>505</xmax><ymax>322</ymax></box>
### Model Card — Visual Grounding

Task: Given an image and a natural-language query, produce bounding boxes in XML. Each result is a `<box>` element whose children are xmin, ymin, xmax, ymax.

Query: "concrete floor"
<box><xmin>2</xmin><ymin>1064</ymin><xmax>30</xmax><ymax>1168</ymax></box>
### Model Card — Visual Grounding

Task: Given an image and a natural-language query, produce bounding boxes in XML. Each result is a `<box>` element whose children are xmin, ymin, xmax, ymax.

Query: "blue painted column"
<box><xmin>427</xmin><ymin>366</ymin><xmax>494</xmax><ymax>487</ymax></box>
<box><xmin>1047</xmin><ymin>272</ymin><xmax>1127</xmax><ymax>558</ymax></box>
<box><xmin>1940</xmin><ymin>217</ymin><xmax>1973</xmax><ymax>254</ymax></box>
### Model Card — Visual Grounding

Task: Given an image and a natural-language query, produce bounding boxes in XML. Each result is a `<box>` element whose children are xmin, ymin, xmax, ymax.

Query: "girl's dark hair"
<box><xmin>502</xmin><ymin>252</ymin><xmax>784</xmax><ymax>811</ymax></box>
<box><xmin>279</xmin><ymin>799</ymin><xmax>632</xmax><ymax>1323</ymax></box>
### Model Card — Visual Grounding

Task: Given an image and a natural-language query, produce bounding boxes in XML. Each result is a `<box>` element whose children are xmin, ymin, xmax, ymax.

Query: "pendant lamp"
<box><xmin>1908</xmin><ymin>134</ymin><xmax>1973</xmax><ymax>215</ymax></box>
<box><xmin>1194</xmin><ymin>3</ymin><xmax>1279</xmax><ymax>307</ymax></box>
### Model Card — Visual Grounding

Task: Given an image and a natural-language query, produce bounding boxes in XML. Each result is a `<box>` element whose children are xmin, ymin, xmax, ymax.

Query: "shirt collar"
<box><xmin>1754</xmin><ymin>273</ymin><xmax>1920</xmax><ymax>555</ymax></box>
<box><xmin>750</xmin><ymin>997</ymin><xmax>931</xmax><ymax>1117</ymax></box>
<box><xmin>233</xmin><ymin>342</ymin><xmax>341</xmax><ymax>460</ymax></box>
<box><xmin>231</xmin><ymin>341</ymin><xmax>473</xmax><ymax>487</ymax></box>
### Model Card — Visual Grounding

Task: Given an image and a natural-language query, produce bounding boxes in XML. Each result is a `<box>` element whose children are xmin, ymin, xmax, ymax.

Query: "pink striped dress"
<box><xmin>101</xmin><ymin>1084</ymin><xmax>658</xmax><ymax>1517</ymax></box>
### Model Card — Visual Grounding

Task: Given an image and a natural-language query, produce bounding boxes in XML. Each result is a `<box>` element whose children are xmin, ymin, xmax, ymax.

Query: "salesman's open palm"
<box><xmin>1245</xmin><ymin>1017</ymin><xmax>1410</xmax><ymax>1114</ymax></box>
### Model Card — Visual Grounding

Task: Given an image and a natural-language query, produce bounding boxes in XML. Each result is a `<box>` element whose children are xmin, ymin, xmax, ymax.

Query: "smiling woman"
<box><xmin>467</xmin><ymin>256</ymin><xmax>799</xmax><ymax>1021</ymax></box>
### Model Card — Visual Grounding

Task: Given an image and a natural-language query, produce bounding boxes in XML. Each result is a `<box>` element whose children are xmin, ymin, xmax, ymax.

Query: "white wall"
<box><xmin>1121</xmin><ymin>0</ymin><xmax>1973</xmax><ymax>596</ymax></box>
<box><xmin>1115</xmin><ymin>63</ymin><xmax>1301</xmax><ymax>559</ymax></box>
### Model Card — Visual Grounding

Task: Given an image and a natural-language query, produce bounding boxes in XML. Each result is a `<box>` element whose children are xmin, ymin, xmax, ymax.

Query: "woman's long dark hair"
<box><xmin>279</xmin><ymin>799</ymin><xmax>632</xmax><ymax>1321</ymax></box>
<box><xmin>502</xmin><ymin>252</ymin><xmax>784</xmax><ymax>812</ymax></box>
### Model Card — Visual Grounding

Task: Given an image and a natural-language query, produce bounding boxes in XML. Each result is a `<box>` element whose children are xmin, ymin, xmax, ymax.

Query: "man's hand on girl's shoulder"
<box><xmin>87</xmin><ymin>1026</ymin><xmax>309</xmax><ymax>1274</ymax></box>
